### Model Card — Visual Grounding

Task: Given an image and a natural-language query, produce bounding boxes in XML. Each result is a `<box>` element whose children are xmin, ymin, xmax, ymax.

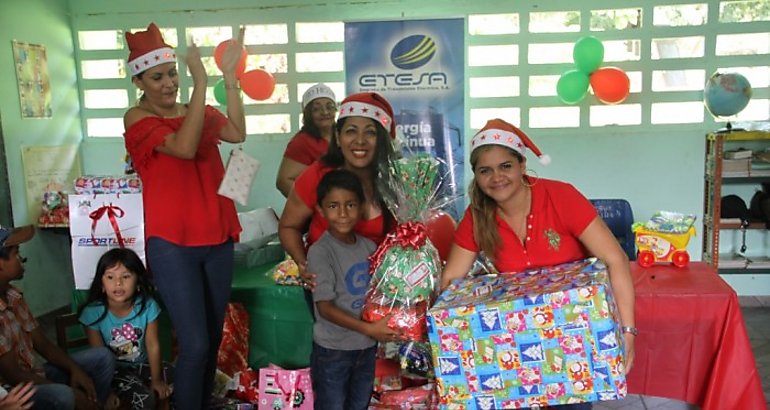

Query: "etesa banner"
<box><xmin>344</xmin><ymin>18</ymin><xmax>465</xmax><ymax>217</ymax></box>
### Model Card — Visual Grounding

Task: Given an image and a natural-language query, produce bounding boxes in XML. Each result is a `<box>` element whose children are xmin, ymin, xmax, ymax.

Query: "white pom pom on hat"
<box><xmin>470</xmin><ymin>119</ymin><xmax>551</xmax><ymax>165</ymax></box>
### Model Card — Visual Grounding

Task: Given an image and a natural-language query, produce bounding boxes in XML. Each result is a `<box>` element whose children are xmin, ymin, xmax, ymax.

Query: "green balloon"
<box><xmin>573</xmin><ymin>36</ymin><xmax>604</xmax><ymax>74</ymax></box>
<box><xmin>556</xmin><ymin>70</ymin><xmax>590</xmax><ymax>105</ymax></box>
<box><xmin>214</xmin><ymin>78</ymin><xmax>227</xmax><ymax>106</ymax></box>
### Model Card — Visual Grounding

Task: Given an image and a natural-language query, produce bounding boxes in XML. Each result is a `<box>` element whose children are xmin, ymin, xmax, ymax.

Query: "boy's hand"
<box><xmin>69</xmin><ymin>367</ymin><xmax>97</xmax><ymax>402</ymax></box>
<box><xmin>366</xmin><ymin>315</ymin><xmax>402</xmax><ymax>343</ymax></box>
<box><xmin>298</xmin><ymin>260</ymin><xmax>317</xmax><ymax>291</ymax></box>
<box><xmin>152</xmin><ymin>379</ymin><xmax>172</xmax><ymax>400</ymax></box>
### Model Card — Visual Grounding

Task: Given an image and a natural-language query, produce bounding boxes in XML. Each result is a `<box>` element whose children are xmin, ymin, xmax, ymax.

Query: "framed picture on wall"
<box><xmin>11</xmin><ymin>40</ymin><xmax>52</xmax><ymax>118</ymax></box>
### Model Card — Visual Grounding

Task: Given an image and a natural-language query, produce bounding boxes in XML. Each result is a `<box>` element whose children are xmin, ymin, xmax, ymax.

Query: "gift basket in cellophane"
<box><xmin>362</xmin><ymin>151</ymin><xmax>458</xmax><ymax>402</ymax></box>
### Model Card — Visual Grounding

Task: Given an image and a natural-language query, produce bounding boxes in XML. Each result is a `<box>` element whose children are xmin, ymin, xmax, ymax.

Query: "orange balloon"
<box><xmin>214</xmin><ymin>40</ymin><xmax>247</xmax><ymax>78</ymax></box>
<box><xmin>240</xmin><ymin>69</ymin><xmax>276</xmax><ymax>100</ymax></box>
<box><xmin>590</xmin><ymin>66</ymin><xmax>630</xmax><ymax>104</ymax></box>
<box><xmin>424</xmin><ymin>211</ymin><xmax>456</xmax><ymax>263</ymax></box>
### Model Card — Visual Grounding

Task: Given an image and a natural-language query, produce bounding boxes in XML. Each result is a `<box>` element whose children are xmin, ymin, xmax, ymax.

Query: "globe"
<box><xmin>704</xmin><ymin>72</ymin><xmax>752</xmax><ymax>118</ymax></box>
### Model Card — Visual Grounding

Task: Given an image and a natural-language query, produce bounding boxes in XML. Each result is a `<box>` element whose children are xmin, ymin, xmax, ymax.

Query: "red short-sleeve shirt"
<box><xmin>293</xmin><ymin>162</ymin><xmax>387</xmax><ymax>246</ymax></box>
<box><xmin>283</xmin><ymin>131</ymin><xmax>329</xmax><ymax>166</ymax></box>
<box><xmin>0</xmin><ymin>286</ymin><xmax>41</xmax><ymax>383</ymax></box>
<box><xmin>124</xmin><ymin>105</ymin><xmax>241</xmax><ymax>246</ymax></box>
<box><xmin>454</xmin><ymin>178</ymin><xmax>597</xmax><ymax>273</ymax></box>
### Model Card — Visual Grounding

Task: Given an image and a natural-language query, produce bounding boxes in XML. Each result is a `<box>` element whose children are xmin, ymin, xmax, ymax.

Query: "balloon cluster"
<box><xmin>557</xmin><ymin>36</ymin><xmax>630</xmax><ymax>105</ymax></box>
<box><xmin>213</xmin><ymin>39</ymin><xmax>276</xmax><ymax>105</ymax></box>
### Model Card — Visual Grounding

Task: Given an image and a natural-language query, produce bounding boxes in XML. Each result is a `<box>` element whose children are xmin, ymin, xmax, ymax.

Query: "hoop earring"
<box><xmin>522</xmin><ymin>168</ymin><xmax>539</xmax><ymax>188</ymax></box>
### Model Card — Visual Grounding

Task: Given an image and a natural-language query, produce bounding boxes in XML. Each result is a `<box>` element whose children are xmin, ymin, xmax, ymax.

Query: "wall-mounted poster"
<box><xmin>12</xmin><ymin>41</ymin><xmax>52</xmax><ymax>118</ymax></box>
<box><xmin>21</xmin><ymin>144</ymin><xmax>81</xmax><ymax>225</ymax></box>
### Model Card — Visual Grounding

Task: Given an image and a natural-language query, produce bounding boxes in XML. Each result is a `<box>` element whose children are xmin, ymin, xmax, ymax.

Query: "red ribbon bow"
<box><xmin>89</xmin><ymin>204</ymin><xmax>125</xmax><ymax>247</ymax></box>
<box><xmin>369</xmin><ymin>221</ymin><xmax>428</xmax><ymax>274</ymax></box>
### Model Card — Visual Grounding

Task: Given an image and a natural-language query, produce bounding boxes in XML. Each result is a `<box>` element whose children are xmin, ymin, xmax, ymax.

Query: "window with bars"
<box><xmin>75</xmin><ymin>1</ymin><xmax>769</xmax><ymax>139</ymax></box>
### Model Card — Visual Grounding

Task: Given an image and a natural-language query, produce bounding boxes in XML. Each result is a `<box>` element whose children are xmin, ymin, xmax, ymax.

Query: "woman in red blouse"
<box><xmin>440</xmin><ymin>119</ymin><xmax>636</xmax><ymax>391</ymax></box>
<box><xmin>276</xmin><ymin>83</ymin><xmax>337</xmax><ymax>197</ymax></box>
<box><xmin>122</xmin><ymin>23</ymin><xmax>245</xmax><ymax>410</ymax></box>
<box><xmin>279</xmin><ymin>92</ymin><xmax>398</xmax><ymax>289</ymax></box>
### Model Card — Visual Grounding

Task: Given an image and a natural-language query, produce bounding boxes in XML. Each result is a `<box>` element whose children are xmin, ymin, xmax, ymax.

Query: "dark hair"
<box><xmin>320</xmin><ymin>114</ymin><xmax>398</xmax><ymax>235</ymax></box>
<box><xmin>316</xmin><ymin>169</ymin><xmax>365</xmax><ymax>206</ymax></box>
<box><xmin>78</xmin><ymin>248</ymin><xmax>157</xmax><ymax>326</ymax></box>
<box><xmin>300</xmin><ymin>100</ymin><xmax>337</xmax><ymax>140</ymax></box>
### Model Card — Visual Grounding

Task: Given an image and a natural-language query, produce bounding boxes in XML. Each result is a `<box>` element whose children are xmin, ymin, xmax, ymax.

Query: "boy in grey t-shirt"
<box><xmin>307</xmin><ymin>169</ymin><xmax>396</xmax><ymax>410</ymax></box>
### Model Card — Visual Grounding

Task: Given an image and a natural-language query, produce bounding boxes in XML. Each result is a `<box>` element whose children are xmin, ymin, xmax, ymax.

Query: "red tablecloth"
<box><xmin>627</xmin><ymin>262</ymin><xmax>766</xmax><ymax>410</ymax></box>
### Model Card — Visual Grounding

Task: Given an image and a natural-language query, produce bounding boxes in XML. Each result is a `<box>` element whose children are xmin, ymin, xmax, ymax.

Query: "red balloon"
<box><xmin>214</xmin><ymin>39</ymin><xmax>247</xmax><ymax>78</ymax></box>
<box><xmin>424</xmin><ymin>211</ymin><xmax>456</xmax><ymax>263</ymax></box>
<box><xmin>590</xmin><ymin>66</ymin><xmax>630</xmax><ymax>104</ymax></box>
<box><xmin>240</xmin><ymin>69</ymin><xmax>276</xmax><ymax>101</ymax></box>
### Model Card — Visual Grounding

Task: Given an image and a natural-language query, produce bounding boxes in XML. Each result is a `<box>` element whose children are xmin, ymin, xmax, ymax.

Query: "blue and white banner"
<box><xmin>345</xmin><ymin>18</ymin><xmax>465</xmax><ymax>217</ymax></box>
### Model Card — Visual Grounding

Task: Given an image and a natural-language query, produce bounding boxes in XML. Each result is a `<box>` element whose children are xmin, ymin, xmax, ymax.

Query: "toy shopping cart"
<box><xmin>633</xmin><ymin>211</ymin><xmax>697</xmax><ymax>268</ymax></box>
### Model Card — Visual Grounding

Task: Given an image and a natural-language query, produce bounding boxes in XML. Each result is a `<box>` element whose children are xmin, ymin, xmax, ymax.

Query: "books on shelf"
<box><xmin>718</xmin><ymin>254</ymin><xmax>770</xmax><ymax>269</ymax></box>
<box><xmin>724</xmin><ymin>149</ymin><xmax>753</xmax><ymax>160</ymax></box>
<box><xmin>718</xmin><ymin>254</ymin><xmax>749</xmax><ymax>269</ymax></box>
<box><xmin>722</xmin><ymin>158</ymin><xmax>751</xmax><ymax>174</ymax></box>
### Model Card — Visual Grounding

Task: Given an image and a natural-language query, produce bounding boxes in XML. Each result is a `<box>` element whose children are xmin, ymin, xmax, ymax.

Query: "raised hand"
<box><xmin>185</xmin><ymin>37</ymin><xmax>207</xmax><ymax>86</ymax></box>
<box><xmin>220</xmin><ymin>27</ymin><xmax>246</xmax><ymax>79</ymax></box>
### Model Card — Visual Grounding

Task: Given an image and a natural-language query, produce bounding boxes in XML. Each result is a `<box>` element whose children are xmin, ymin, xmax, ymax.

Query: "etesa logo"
<box><xmin>390</xmin><ymin>34</ymin><xmax>436</xmax><ymax>70</ymax></box>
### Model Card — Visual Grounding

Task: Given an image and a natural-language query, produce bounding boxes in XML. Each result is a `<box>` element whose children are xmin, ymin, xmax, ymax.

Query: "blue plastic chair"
<box><xmin>589</xmin><ymin>199</ymin><xmax>636</xmax><ymax>260</ymax></box>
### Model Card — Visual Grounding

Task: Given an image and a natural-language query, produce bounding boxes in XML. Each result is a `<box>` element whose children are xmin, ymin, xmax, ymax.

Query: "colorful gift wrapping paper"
<box><xmin>427</xmin><ymin>258</ymin><xmax>627</xmax><ymax>409</ymax></box>
<box><xmin>74</xmin><ymin>175</ymin><xmax>142</xmax><ymax>194</ymax></box>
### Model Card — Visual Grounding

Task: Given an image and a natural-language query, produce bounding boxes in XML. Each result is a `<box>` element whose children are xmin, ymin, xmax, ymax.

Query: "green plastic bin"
<box><xmin>230</xmin><ymin>262</ymin><xmax>313</xmax><ymax>370</ymax></box>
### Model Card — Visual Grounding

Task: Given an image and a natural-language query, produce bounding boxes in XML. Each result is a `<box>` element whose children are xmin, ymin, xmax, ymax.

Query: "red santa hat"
<box><xmin>125</xmin><ymin>23</ymin><xmax>176</xmax><ymax>77</ymax></box>
<box><xmin>338</xmin><ymin>92</ymin><xmax>396</xmax><ymax>139</ymax></box>
<box><xmin>470</xmin><ymin>119</ymin><xmax>551</xmax><ymax>165</ymax></box>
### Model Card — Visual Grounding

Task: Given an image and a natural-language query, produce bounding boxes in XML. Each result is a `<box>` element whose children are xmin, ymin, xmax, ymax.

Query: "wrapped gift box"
<box><xmin>427</xmin><ymin>258</ymin><xmax>627</xmax><ymax>409</ymax></box>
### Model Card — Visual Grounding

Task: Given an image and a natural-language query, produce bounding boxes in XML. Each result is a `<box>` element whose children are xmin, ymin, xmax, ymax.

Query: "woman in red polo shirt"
<box><xmin>122</xmin><ymin>24</ymin><xmax>245</xmax><ymax>410</ymax></box>
<box><xmin>276</xmin><ymin>83</ymin><xmax>337</xmax><ymax>197</ymax></box>
<box><xmin>279</xmin><ymin>92</ymin><xmax>398</xmax><ymax>288</ymax></box>
<box><xmin>440</xmin><ymin>119</ymin><xmax>636</xmax><ymax>401</ymax></box>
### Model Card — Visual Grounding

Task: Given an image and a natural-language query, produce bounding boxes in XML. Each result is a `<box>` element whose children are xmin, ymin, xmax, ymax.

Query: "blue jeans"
<box><xmin>147</xmin><ymin>237</ymin><xmax>234</xmax><ymax>410</ymax></box>
<box><xmin>311</xmin><ymin>343</ymin><xmax>376</xmax><ymax>410</ymax></box>
<box><xmin>33</xmin><ymin>346</ymin><xmax>115</xmax><ymax>410</ymax></box>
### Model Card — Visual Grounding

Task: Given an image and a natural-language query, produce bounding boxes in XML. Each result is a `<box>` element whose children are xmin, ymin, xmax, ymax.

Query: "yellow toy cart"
<box><xmin>634</xmin><ymin>225</ymin><xmax>696</xmax><ymax>268</ymax></box>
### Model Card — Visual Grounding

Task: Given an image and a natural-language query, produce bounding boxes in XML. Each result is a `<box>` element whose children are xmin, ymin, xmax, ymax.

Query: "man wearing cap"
<box><xmin>0</xmin><ymin>225</ymin><xmax>115</xmax><ymax>410</ymax></box>
<box><xmin>440</xmin><ymin>119</ymin><xmax>636</xmax><ymax>406</ymax></box>
<box><xmin>276</xmin><ymin>83</ymin><xmax>338</xmax><ymax>197</ymax></box>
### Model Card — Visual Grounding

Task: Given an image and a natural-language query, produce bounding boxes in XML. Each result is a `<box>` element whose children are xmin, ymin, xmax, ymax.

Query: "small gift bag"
<box><xmin>218</xmin><ymin>147</ymin><xmax>260</xmax><ymax>206</ymax></box>
<box><xmin>257</xmin><ymin>365</ymin><xmax>313</xmax><ymax>410</ymax></box>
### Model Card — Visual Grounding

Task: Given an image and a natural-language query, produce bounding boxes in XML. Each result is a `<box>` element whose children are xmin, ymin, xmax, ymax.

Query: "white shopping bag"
<box><xmin>68</xmin><ymin>193</ymin><xmax>145</xmax><ymax>289</ymax></box>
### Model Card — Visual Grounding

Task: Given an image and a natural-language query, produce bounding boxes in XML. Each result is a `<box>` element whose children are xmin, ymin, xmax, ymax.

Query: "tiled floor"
<box><xmin>37</xmin><ymin>306</ymin><xmax>770</xmax><ymax>409</ymax></box>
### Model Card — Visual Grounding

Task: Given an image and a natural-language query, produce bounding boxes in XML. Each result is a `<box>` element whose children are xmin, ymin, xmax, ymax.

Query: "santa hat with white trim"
<box><xmin>125</xmin><ymin>23</ymin><xmax>176</xmax><ymax>77</ymax></box>
<box><xmin>337</xmin><ymin>92</ymin><xmax>396</xmax><ymax>139</ymax></box>
<box><xmin>470</xmin><ymin>119</ymin><xmax>551</xmax><ymax>165</ymax></box>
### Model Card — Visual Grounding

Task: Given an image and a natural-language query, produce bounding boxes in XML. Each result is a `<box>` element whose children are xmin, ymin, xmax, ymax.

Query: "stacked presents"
<box><xmin>427</xmin><ymin>258</ymin><xmax>627</xmax><ymax>409</ymax></box>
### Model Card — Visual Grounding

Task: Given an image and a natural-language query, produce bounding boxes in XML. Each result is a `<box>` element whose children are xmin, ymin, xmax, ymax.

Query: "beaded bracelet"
<box><xmin>224</xmin><ymin>83</ymin><xmax>240</xmax><ymax>90</ymax></box>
